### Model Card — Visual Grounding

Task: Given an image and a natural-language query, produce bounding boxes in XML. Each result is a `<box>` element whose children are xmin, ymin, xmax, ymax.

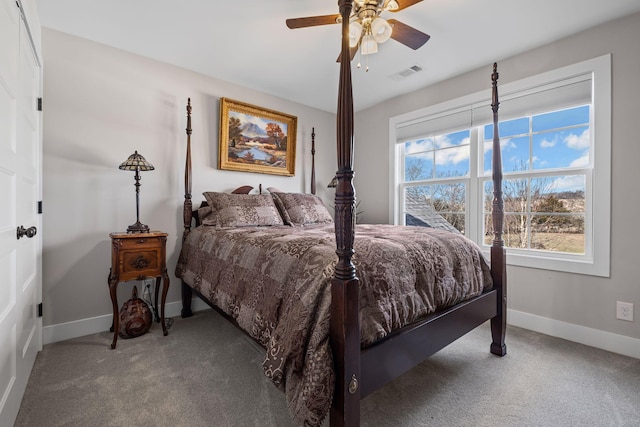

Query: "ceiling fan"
<box><xmin>286</xmin><ymin>0</ymin><xmax>430</xmax><ymax>61</ymax></box>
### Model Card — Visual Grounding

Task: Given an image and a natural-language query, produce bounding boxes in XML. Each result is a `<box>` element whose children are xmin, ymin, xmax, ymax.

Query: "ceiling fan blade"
<box><xmin>336</xmin><ymin>45</ymin><xmax>360</xmax><ymax>63</ymax></box>
<box><xmin>286</xmin><ymin>14</ymin><xmax>341</xmax><ymax>29</ymax></box>
<box><xmin>387</xmin><ymin>19</ymin><xmax>430</xmax><ymax>50</ymax></box>
<box><xmin>388</xmin><ymin>0</ymin><xmax>423</xmax><ymax>12</ymax></box>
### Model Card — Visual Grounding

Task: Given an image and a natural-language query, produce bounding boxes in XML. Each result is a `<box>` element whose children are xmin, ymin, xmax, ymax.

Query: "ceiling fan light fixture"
<box><xmin>349</xmin><ymin>21</ymin><xmax>363</xmax><ymax>47</ymax></box>
<box><xmin>385</xmin><ymin>1</ymin><xmax>400</xmax><ymax>11</ymax></box>
<box><xmin>285</xmin><ymin>0</ymin><xmax>429</xmax><ymax>64</ymax></box>
<box><xmin>361</xmin><ymin>33</ymin><xmax>378</xmax><ymax>55</ymax></box>
<box><xmin>371</xmin><ymin>17</ymin><xmax>392</xmax><ymax>43</ymax></box>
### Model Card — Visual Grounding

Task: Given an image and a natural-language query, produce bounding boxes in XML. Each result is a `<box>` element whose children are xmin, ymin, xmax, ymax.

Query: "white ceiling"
<box><xmin>35</xmin><ymin>0</ymin><xmax>640</xmax><ymax>113</ymax></box>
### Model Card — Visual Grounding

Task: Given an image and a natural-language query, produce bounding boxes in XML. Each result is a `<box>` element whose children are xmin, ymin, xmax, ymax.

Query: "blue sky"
<box><xmin>405</xmin><ymin>105</ymin><xmax>590</xmax><ymax>193</ymax></box>
<box><xmin>230</xmin><ymin>111</ymin><xmax>288</xmax><ymax>134</ymax></box>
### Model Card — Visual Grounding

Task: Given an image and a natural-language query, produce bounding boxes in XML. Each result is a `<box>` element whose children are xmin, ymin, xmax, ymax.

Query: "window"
<box><xmin>391</xmin><ymin>55</ymin><xmax>611</xmax><ymax>277</ymax></box>
<box><xmin>404</xmin><ymin>130</ymin><xmax>470</xmax><ymax>234</ymax></box>
<box><xmin>482</xmin><ymin>105</ymin><xmax>589</xmax><ymax>254</ymax></box>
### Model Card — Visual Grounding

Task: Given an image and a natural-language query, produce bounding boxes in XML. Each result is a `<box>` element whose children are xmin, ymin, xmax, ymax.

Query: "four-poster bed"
<box><xmin>176</xmin><ymin>2</ymin><xmax>506</xmax><ymax>426</ymax></box>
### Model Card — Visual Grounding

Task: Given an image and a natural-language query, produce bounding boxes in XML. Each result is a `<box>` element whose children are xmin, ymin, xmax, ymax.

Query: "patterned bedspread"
<box><xmin>175</xmin><ymin>224</ymin><xmax>492</xmax><ymax>426</ymax></box>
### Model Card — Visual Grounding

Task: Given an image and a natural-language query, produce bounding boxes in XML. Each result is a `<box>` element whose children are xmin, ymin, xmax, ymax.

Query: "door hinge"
<box><xmin>16</xmin><ymin>1</ymin><xmax>19</xmax><ymax>9</ymax></box>
<box><xmin>38</xmin><ymin>200</ymin><xmax>43</xmax><ymax>214</ymax></box>
<box><xmin>37</xmin><ymin>97</ymin><xmax>42</xmax><ymax>111</ymax></box>
<box><xmin>38</xmin><ymin>303</ymin><xmax>43</xmax><ymax>317</ymax></box>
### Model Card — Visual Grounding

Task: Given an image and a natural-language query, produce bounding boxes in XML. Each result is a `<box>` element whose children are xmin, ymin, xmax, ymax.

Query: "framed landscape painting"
<box><xmin>218</xmin><ymin>98</ymin><xmax>297</xmax><ymax>176</ymax></box>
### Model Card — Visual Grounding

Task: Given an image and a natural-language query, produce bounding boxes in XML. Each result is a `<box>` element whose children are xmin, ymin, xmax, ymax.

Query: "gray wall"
<box><xmin>41</xmin><ymin>28</ymin><xmax>336</xmax><ymax>327</ymax></box>
<box><xmin>354</xmin><ymin>12</ymin><xmax>640</xmax><ymax>340</ymax></box>
<box><xmin>42</xmin><ymin>12</ymin><xmax>640</xmax><ymax>347</ymax></box>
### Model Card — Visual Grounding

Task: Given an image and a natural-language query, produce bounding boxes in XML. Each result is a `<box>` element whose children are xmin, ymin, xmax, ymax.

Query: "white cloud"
<box><xmin>565</xmin><ymin>129</ymin><xmax>590</xmax><ymax>150</ymax></box>
<box><xmin>408</xmin><ymin>135</ymin><xmax>470</xmax><ymax>165</ymax></box>
<box><xmin>552</xmin><ymin>175</ymin><xmax>585</xmax><ymax>192</ymax></box>
<box><xmin>532</xmin><ymin>156</ymin><xmax>548</xmax><ymax>167</ymax></box>
<box><xmin>435</xmin><ymin>145</ymin><xmax>470</xmax><ymax>165</ymax></box>
<box><xmin>540</xmin><ymin>138</ymin><xmax>556</xmax><ymax>148</ymax></box>
<box><xmin>483</xmin><ymin>140</ymin><xmax>492</xmax><ymax>153</ymax></box>
<box><xmin>410</xmin><ymin>151</ymin><xmax>433</xmax><ymax>161</ymax></box>
<box><xmin>405</xmin><ymin>138</ymin><xmax>434</xmax><ymax>155</ymax></box>
<box><xmin>434</xmin><ymin>135</ymin><xmax>453</xmax><ymax>149</ymax></box>
<box><xmin>484</xmin><ymin>137</ymin><xmax>514</xmax><ymax>154</ymax></box>
<box><xmin>570</xmin><ymin>152</ymin><xmax>590</xmax><ymax>167</ymax></box>
<box><xmin>434</xmin><ymin>134</ymin><xmax>470</xmax><ymax>150</ymax></box>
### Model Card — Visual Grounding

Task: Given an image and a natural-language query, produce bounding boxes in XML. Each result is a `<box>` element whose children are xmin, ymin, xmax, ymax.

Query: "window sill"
<box><xmin>483</xmin><ymin>248</ymin><xmax>609</xmax><ymax>277</ymax></box>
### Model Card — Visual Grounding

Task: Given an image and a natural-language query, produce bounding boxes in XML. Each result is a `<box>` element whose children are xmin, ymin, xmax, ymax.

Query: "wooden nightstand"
<box><xmin>108</xmin><ymin>231</ymin><xmax>169</xmax><ymax>349</ymax></box>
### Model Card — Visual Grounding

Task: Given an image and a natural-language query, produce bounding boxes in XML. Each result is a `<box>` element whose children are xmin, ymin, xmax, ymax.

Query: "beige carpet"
<box><xmin>14</xmin><ymin>309</ymin><xmax>640</xmax><ymax>426</ymax></box>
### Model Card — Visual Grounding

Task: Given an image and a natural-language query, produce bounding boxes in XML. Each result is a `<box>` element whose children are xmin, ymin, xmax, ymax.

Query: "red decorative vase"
<box><xmin>119</xmin><ymin>285</ymin><xmax>152</xmax><ymax>338</ymax></box>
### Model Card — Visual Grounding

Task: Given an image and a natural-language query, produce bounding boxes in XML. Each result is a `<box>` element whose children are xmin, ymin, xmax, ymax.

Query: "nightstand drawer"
<box><xmin>120</xmin><ymin>249</ymin><xmax>161</xmax><ymax>279</ymax></box>
<box><xmin>119</xmin><ymin>236</ymin><xmax>164</xmax><ymax>250</ymax></box>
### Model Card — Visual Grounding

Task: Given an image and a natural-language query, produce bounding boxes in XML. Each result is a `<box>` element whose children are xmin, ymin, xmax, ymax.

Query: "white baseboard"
<box><xmin>43</xmin><ymin>299</ymin><xmax>211</xmax><ymax>345</ymax></box>
<box><xmin>43</xmin><ymin>304</ymin><xmax>639</xmax><ymax>359</ymax></box>
<box><xmin>507</xmin><ymin>309</ymin><xmax>640</xmax><ymax>359</ymax></box>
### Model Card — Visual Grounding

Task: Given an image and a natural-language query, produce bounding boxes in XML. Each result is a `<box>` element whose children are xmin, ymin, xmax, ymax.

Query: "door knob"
<box><xmin>17</xmin><ymin>225</ymin><xmax>37</xmax><ymax>239</ymax></box>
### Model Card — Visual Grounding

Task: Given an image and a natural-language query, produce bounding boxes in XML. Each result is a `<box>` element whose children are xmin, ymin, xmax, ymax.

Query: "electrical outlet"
<box><xmin>616</xmin><ymin>301</ymin><xmax>634</xmax><ymax>322</ymax></box>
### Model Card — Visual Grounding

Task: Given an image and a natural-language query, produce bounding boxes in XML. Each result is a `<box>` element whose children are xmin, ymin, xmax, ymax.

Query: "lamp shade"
<box><xmin>119</xmin><ymin>151</ymin><xmax>155</xmax><ymax>171</ymax></box>
<box><xmin>371</xmin><ymin>17</ymin><xmax>392</xmax><ymax>44</ymax></box>
<box><xmin>349</xmin><ymin>21</ymin><xmax>363</xmax><ymax>47</ymax></box>
<box><xmin>119</xmin><ymin>150</ymin><xmax>154</xmax><ymax>233</ymax></box>
<box><xmin>361</xmin><ymin>33</ymin><xmax>378</xmax><ymax>55</ymax></box>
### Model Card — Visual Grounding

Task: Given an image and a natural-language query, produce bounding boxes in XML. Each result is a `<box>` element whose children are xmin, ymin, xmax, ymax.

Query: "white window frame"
<box><xmin>389</xmin><ymin>55</ymin><xmax>611</xmax><ymax>277</ymax></box>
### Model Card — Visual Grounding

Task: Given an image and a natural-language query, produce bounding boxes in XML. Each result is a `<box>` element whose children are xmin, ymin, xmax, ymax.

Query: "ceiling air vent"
<box><xmin>389</xmin><ymin>65</ymin><xmax>423</xmax><ymax>81</ymax></box>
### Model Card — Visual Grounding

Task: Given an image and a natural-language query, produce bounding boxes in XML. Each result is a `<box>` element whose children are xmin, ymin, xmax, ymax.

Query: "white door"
<box><xmin>0</xmin><ymin>0</ymin><xmax>42</xmax><ymax>424</ymax></box>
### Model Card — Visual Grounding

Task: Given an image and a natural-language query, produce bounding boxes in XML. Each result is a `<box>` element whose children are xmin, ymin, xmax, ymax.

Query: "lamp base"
<box><xmin>126</xmin><ymin>221</ymin><xmax>150</xmax><ymax>234</ymax></box>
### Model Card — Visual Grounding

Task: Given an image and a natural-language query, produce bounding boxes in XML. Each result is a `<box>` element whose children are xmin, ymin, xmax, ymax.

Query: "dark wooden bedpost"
<box><xmin>181</xmin><ymin>98</ymin><xmax>194</xmax><ymax>318</ymax></box>
<box><xmin>489</xmin><ymin>64</ymin><xmax>507</xmax><ymax>356</ymax></box>
<box><xmin>330</xmin><ymin>1</ymin><xmax>360</xmax><ymax>426</ymax></box>
<box><xmin>311</xmin><ymin>127</ymin><xmax>316</xmax><ymax>195</ymax></box>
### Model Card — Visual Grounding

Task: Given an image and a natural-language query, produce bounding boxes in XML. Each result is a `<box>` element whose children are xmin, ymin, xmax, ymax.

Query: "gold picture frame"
<box><xmin>218</xmin><ymin>98</ymin><xmax>297</xmax><ymax>176</ymax></box>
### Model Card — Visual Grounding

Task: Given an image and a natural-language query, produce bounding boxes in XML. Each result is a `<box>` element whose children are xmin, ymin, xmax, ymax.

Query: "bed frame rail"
<box><xmin>360</xmin><ymin>290</ymin><xmax>498</xmax><ymax>397</ymax></box>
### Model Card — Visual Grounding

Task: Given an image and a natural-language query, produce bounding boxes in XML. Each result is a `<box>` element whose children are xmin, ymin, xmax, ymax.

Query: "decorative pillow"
<box><xmin>197</xmin><ymin>203</ymin><xmax>217</xmax><ymax>226</ymax></box>
<box><xmin>271</xmin><ymin>192</ymin><xmax>333</xmax><ymax>226</ymax></box>
<box><xmin>203</xmin><ymin>192</ymin><xmax>284</xmax><ymax>228</ymax></box>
